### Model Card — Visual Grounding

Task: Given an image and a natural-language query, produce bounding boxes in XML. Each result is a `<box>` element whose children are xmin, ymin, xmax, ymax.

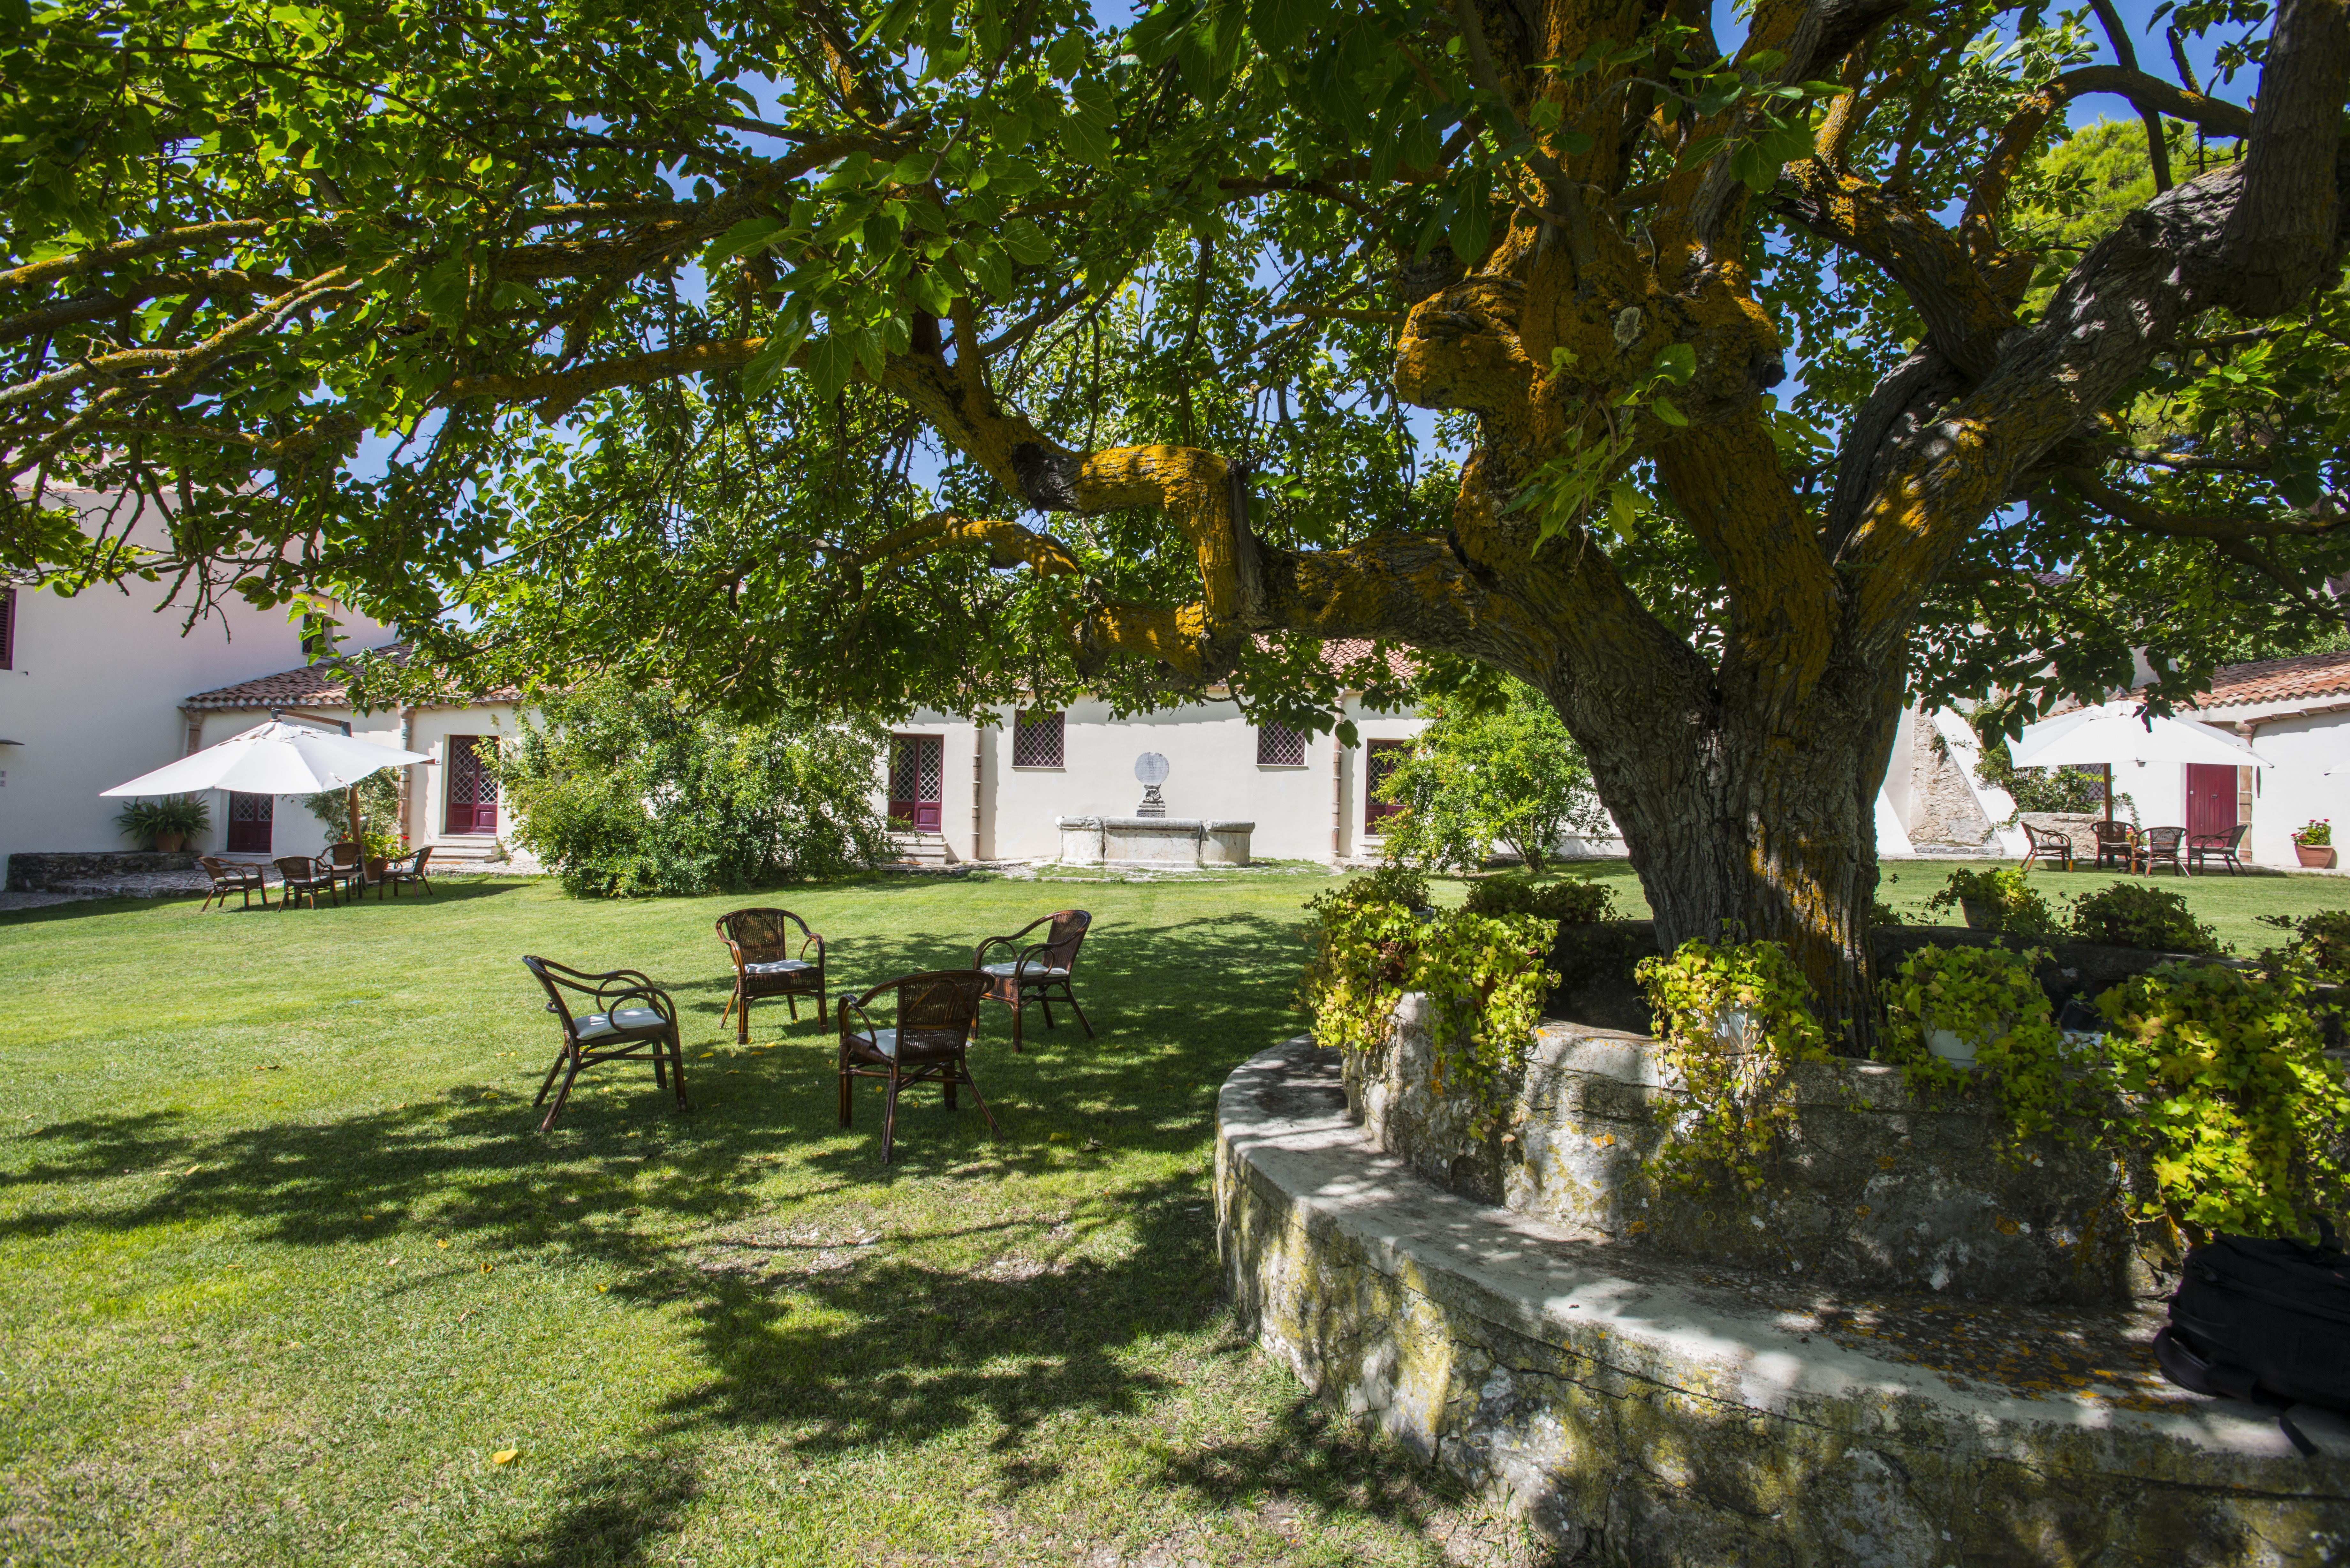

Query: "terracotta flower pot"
<box><xmin>1960</xmin><ymin>897</ymin><xmax>1995</xmax><ymax>930</ymax></box>
<box><xmin>366</xmin><ymin>858</ymin><xmax>390</xmax><ymax>879</ymax></box>
<box><xmin>152</xmin><ymin>832</ymin><xmax>185</xmax><ymax>853</ymax></box>
<box><xmin>2296</xmin><ymin>841</ymin><xmax>2337</xmax><ymax>869</ymax></box>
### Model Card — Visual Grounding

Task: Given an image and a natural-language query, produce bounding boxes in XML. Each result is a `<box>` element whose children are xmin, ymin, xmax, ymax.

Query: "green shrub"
<box><xmin>302</xmin><ymin>767</ymin><xmax>403</xmax><ymax>843</ymax></box>
<box><xmin>1374</xmin><ymin>680</ymin><xmax>1604</xmax><ymax>873</ymax></box>
<box><xmin>1635</xmin><ymin>937</ymin><xmax>1831</xmax><ymax>1190</ymax></box>
<box><xmin>2069</xmin><ymin>882</ymin><xmax>2224</xmax><ymax>954</ymax></box>
<box><xmin>1298</xmin><ymin>871</ymin><xmax>1554</xmax><ymax>1113</ymax></box>
<box><xmin>497</xmin><ymin>677</ymin><xmax>894</xmax><ymax>897</ymax></box>
<box><xmin>2099</xmin><ymin>961</ymin><xmax>2350</xmax><ymax>1238</ymax></box>
<box><xmin>1463</xmin><ymin>875</ymin><xmax>1615</xmax><ymax>923</ymax></box>
<box><xmin>1922</xmin><ymin>867</ymin><xmax>2060</xmax><ymax>934</ymax></box>
<box><xmin>113</xmin><ymin>794</ymin><xmax>210</xmax><ymax>846</ymax></box>
<box><xmin>1339</xmin><ymin>863</ymin><xmax>1429</xmax><ymax>912</ymax></box>
<box><xmin>1878</xmin><ymin>945</ymin><xmax>2086</xmax><ymax>1145</ymax></box>
<box><xmin>2259</xmin><ymin>909</ymin><xmax>2350</xmax><ymax>981</ymax></box>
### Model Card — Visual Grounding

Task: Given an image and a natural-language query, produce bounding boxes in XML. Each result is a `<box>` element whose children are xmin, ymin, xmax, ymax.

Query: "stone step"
<box><xmin>888</xmin><ymin>832</ymin><xmax>955</xmax><ymax>866</ymax></box>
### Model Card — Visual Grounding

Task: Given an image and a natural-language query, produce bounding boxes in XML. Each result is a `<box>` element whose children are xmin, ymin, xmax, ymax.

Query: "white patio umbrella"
<box><xmin>2011</xmin><ymin>701</ymin><xmax>2272</xmax><ymax>824</ymax></box>
<box><xmin>103</xmin><ymin>719</ymin><xmax>435</xmax><ymax>845</ymax></box>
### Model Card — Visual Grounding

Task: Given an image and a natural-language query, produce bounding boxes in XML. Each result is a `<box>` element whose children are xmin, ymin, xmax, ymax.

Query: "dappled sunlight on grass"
<box><xmin>0</xmin><ymin>873</ymin><xmax>1529</xmax><ymax>1567</ymax></box>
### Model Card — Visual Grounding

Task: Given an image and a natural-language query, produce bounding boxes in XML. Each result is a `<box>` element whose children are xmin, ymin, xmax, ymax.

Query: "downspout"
<box><xmin>1331</xmin><ymin>727</ymin><xmax>1345</xmax><ymax>863</ymax></box>
<box><xmin>972</xmin><ymin>721</ymin><xmax>983</xmax><ymax>862</ymax></box>
<box><xmin>398</xmin><ymin>704</ymin><xmax>416</xmax><ymax>845</ymax></box>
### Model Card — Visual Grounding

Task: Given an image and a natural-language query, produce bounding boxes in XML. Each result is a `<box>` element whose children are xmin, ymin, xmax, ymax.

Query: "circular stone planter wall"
<box><xmin>1349</xmin><ymin>996</ymin><xmax>2159</xmax><ymax>1309</ymax></box>
<box><xmin>1217</xmin><ymin>1037</ymin><xmax>2350</xmax><ymax>1566</ymax></box>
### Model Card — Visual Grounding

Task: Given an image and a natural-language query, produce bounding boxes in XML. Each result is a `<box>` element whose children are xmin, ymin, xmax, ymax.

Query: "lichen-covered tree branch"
<box><xmin>7</xmin><ymin>0</ymin><xmax>2350</xmax><ymax>1043</ymax></box>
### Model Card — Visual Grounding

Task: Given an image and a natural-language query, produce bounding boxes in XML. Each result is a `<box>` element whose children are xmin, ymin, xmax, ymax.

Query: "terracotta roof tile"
<box><xmin>184</xmin><ymin>643</ymin><xmax>519</xmax><ymax>709</ymax></box>
<box><xmin>2186</xmin><ymin>648</ymin><xmax>2350</xmax><ymax>711</ymax></box>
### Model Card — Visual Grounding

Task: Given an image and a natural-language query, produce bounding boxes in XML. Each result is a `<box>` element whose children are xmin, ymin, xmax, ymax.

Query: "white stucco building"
<box><xmin>173</xmin><ymin>654</ymin><xmax>533</xmax><ymax>868</ymax></box>
<box><xmin>0</xmin><ymin>570</ymin><xmax>363</xmax><ymax>873</ymax></box>
<box><xmin>2163</xmin><ymin>649</ymin><xmax>2350</xmax><ymax>867</ymax></box>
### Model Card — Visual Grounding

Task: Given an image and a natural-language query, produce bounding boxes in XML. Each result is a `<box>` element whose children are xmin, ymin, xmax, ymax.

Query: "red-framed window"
<box><xmin>1365</xmin><ymin>739</ymin><xmax>1410</xmax><ymax>831</ymax></box>
<box><xmin>443</xmin><ymin>735</ymin><xmax>499</xmax><ymax>834</ymax></box>
<box><xmin>1257</xmin><ymin>722</ymin><xmax>1307</xmax><ymax>766</ymax></box>
<box><xmin>1012</xmin><ymin>708</ymin><xmax>1065</xmax><ymax>768</ymax></box>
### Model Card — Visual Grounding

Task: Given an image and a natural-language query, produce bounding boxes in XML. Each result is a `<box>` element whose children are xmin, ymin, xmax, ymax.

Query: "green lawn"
<box><xmin>4</xmin><ymin>859</ymin><xmax>2339</xmax><ymax>1566</ymax></box>
<box><xmin>0</xmin><ymin>872</ymin><xmax>1530</xmax><ymax>1568</ymax></box>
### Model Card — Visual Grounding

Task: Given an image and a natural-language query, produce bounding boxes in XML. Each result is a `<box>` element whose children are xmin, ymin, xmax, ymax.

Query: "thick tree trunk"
<box><xmin>1542</xmin><ymin>652</ymin><xmax>1906</xmax><ymax>1056</ymax></box>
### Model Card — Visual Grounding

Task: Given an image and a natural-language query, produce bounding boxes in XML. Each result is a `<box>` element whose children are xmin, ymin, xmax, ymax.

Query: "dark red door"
<box><xmin>225</xmin><ymin>791</ymin><xmax>272</xmax><ymax>853</ymax></box>
<box><xmin>444</xmin><ymin>736</ymin><xmax>499</xmax><ymax>834</ymax></box>
<box><xmin>889</xmin><ymin>735</ymin><xmax>944</xmax><ymax>831</ymax></box>
<box><xmin>2186</xmin><ymin>763</ymin><xmax>2239</xmax><ymax>841</ymax></box>
<box><xmin>1365</xmin><ymin>739</ymin><xmax>1409</xmax><ymax>830</ymax></box>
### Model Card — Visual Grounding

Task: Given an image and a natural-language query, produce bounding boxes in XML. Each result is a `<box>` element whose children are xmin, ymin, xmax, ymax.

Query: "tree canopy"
<box><xmin>7</xmin><ymin>0</ymin><xmax>2350</xmax><ymax>1035</ymax></box>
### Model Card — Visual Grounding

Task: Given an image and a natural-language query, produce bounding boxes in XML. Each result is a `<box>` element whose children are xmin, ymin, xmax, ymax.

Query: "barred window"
<box><xmin>1012</xmin><ymin>708</ymin><xmax>1065</xmax><ymax>768</ymax></box>
<box><xmin>1256</xmin><ymin>722</ymin><xmax>1308</xmax><ymax>766</ymax></box>
<box><xmin>0</xmin><ymin>586</ymin><xmax>14</xmax><ymax>670</ymax></box>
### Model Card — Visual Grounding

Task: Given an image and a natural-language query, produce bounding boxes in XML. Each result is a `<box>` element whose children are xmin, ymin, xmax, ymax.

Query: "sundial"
<box><xmin>1134</xmin><ymin>751</ymin><xmax>1170</xmax><ymax>817</ymax></box>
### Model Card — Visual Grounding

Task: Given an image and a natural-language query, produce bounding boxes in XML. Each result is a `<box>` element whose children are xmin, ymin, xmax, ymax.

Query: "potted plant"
<box><xmin>2295</xmin><ymin>818</ymin><xmax>2335</xmax><ymax>869</ymax></box>
<box><xmin>1922</xmin><ymin>866</ymin><xmax>2059</xmax><ymax>934</ymax></box>
<box><xmin>114</xmin><ymin>794</ymin><xmax>211</xmax><ymax>852</ymax></box>
<box><xmin>361</xmin><ymin>828</ymin><xmax>405</xmax><ymax>880</ymax></box>
<box><xmin>1882</xmin><ymin>944</ymin><xmax>2063</xmax><ymax>1072</ymax></box>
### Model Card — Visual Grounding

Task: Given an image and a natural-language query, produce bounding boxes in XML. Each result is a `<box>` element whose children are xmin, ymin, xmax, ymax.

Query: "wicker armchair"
<box><xmin>324</xmin><ymin>841</ymin><xmax>367</xmax><ymax>901</ymax></box>
<box><xmin>2092</xmin><ymin>821</ymin><xmax>2136</xmax><ymax>871</ymax></box>
<box><xmin>714</xmin><ymin>908</ymin><xmax>827</xmax><ymax>1042</ymax></box>
<box><xmin>2136</xmin><ymin>826</ymin><xmax>2189</xmax><ymax>876</ymax></box>
<box><xmin>521</xmin><ymin>956</ymin><xmax>687</xmax><ymax>1133</ymax></box>
<box><xmin>973</xmin><ymin>909</ymin><xmax>1095</xmax><ymax>1052</ymax></box>
<box><xmin>2019</xmin><ymin>820</ymin><xmax>2074</xmax><ymax>872</ymax></box>
<box><xmin>198</xmin><ymin>856</ymin><xmax>269</xmax><ymax>911</ymax></box>
<box><xmin>2190</xmin><ymin>823</ymin><xmax>2251</xmax><ymax>876</ymax></box>
<box><xmin>378</xmin><ymin>847</ymin><xmax>434</xmax><ymax>898</ymax></box>
<box><xmin>273</xmin><ymin>856</ymin><xmax>340</xmax><ymax>909</ymax></box>
<box><xmin>837</xmin><ymin>969</ymin><xmax>997</xmax><ymax>1164</ymax></box>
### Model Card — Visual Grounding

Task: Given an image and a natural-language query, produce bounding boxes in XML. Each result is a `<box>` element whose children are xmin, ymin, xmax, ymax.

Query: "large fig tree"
<box><xmin>6</xmin><ymin>0</ymin><xmax>2350</xmax><ymax>1043</ymax></box>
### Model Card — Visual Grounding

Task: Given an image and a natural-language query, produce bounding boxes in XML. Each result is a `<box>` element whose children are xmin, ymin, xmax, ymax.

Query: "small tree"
<box><xmin>302</xmin><ymin>768</ymin><xmax>404</xmax><ymax>849</ymax></box>
<box><xmin>498</xmin><ymin>678</ymin><xmax>894</xmax><ymax>898</ymax></box>
<box><xmin>1376</xmin><ymin>682</ymin><xmax>1604</xmax><ymax>874</ymax></box>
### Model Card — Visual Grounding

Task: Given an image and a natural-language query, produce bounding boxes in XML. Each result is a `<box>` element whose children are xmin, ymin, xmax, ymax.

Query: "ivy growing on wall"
<box><xmin>1298</xmin><ymin>869</ymin><xmax>1559</xmax><ymax>1113</ymax></box>
<box><xmin>1634</xmin><ymin>936</ymin><xmax>1832</xmax><ymax>1192</ymax></box>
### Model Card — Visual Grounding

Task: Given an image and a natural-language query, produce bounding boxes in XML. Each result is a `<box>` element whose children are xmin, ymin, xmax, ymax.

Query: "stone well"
<box><xmin>1217</xmin><ymin>1037</ymin><xmax>2350</xmax><ymax>1566</ymax></box>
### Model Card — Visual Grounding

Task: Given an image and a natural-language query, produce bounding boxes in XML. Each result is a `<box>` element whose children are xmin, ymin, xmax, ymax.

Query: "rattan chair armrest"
<box><xmin>838</xmin><ymin>994</ymin><xmax>879</xmax><ymax>1044</ymax></box>
<box><xmin>972</xmin><ymin>934</ymin><xmax>1019</xmax><ymax>968</ymax></box>
<box><xmin>597</xmin><ymin>984</ymin><xmax>676</xmax><ymax>1024</ymax></box>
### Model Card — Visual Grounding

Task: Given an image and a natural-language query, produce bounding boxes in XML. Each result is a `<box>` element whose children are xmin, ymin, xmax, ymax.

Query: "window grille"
<box><xmin>1012</xmin><ymin>709</ymin><xmax>1065</xmax><ymax>768</ymax></box>
<box><xmin>1256</xmin><ymin>722</ymin><xmax>1307</xmax><ymax>766</ymax></box>
<box><xmin>1365</xmin><ymin>739</ymin><xmax>1410</xmax><ymax>829</ymax></box>
<box><xmin>0</xmin><ymin>586</ymin><xmax>13</xmax><ymax>670</ymax></box>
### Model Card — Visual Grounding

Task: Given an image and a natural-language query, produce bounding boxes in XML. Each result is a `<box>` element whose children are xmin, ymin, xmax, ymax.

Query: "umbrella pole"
<box><xmin>348</xmin><ymin>784</ymin><xmax>362</xmax><ymax>846</ymax></box>
<box><xmin>2103</xmin><ymin>763</ymin><xmax>2113</xmax><ymax>825</ymax></box>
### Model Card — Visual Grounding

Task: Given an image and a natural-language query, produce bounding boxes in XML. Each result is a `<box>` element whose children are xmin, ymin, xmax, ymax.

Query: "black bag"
<box><xmin>2156</xmin><ymin>1225</ymin><xmax>2350</xmax><ymax>1456</ymax></box>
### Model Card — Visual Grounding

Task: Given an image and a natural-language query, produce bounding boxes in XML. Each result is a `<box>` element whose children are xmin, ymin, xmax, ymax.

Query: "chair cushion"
<box><xmin>575</xmin><ymin>1007</ymin><xmax>670</xmax><ymax>1042</ymax></box>
<box><xmin>743</xmin><ymin>958</ymin><xmax>815</xmax><ymax>977</ymax></box>
<box><xmin>981</xmin><ymin>961</ymin><xmax>1070</xmax><ymax>980</ymax></box>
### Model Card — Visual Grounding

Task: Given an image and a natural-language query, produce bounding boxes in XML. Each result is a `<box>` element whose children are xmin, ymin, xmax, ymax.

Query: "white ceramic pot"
<box><xmin>1707</xmin><ymin>1007</ymin><xmax>1753</xmax><ymax>1054</ymax></box>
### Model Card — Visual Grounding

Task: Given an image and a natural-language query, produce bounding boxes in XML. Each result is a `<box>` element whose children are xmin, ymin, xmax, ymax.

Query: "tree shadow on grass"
<box><xmin>4</xmin><ymin>903</ymin><xmax>1477</xmax><ymax>1562</ymax></box>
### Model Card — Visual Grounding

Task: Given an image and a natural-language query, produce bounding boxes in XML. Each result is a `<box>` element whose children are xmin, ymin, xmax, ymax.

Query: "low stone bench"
<box><xmin>1217</xmin><ymin>1036</ymin><xmax>2350</xmax><ymax>1565</ymax></box>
